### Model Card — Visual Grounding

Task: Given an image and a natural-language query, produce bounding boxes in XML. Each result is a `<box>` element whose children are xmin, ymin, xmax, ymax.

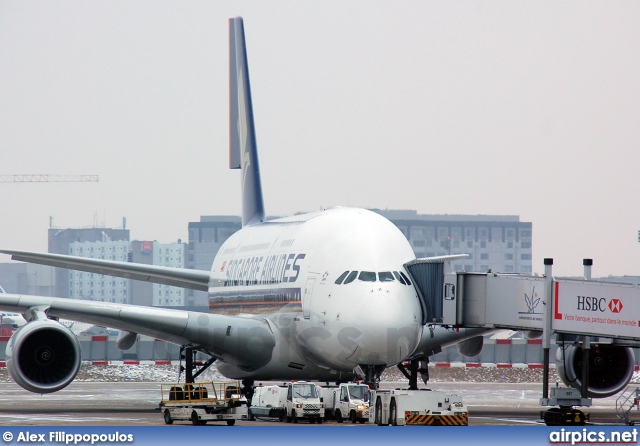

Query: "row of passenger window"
<box><xmin>335</xmin><ymin>270</ymin><xmax>412</xmax><ymax>286</ymax></box>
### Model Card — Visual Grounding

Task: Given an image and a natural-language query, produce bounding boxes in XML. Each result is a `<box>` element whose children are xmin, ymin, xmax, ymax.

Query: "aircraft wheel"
<box><xmin>543</xmin><ymin>408</ymin><xmax>562</xmax><ymax>426</ymax></box>
<box><xmin>390</xmin><ymin>399</ymin><xmax>397</xmax><ymax>426</ymax></box>
<box><xmin>375</xmin><ymin>398</ymin><xmax>388</xmax><ymax>426</ymax></box>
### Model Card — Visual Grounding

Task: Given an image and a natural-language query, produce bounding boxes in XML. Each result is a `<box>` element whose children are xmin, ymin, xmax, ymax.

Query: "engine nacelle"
<box><xmin>524</xmin><ymin>330</ymin><xmax>543</xmax><ymax>340</ymax></box>
<box><xmin>556</xmin><ymin>345</ymin><xmax>635</xmax><ymax>398</ymax></box>
<box><xmin>6</xmin><ymin>319</ymin><xmax>81</xmax><ymax>393</ymax></box>
<box><xmin>456</xmin><ymin>335</ymin><xmax>484</xmax><ymax>357</ymax></box>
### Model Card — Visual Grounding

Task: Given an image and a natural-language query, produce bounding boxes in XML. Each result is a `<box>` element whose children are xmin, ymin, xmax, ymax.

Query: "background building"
<box><xmin>0</xmin><ymin>262</ymin><xmax>55</xmax><ymax>296</ymax></box>
<box><xmin>373</xmin><ymin>210</ymin><xmax>533</xmax><ymax>273</ymax></box>
<box><xmin>186</xmin><ymin>216</ymin><xmax>241</xmax><ymax>306</ymax></box>
<box><xmin>183</xmin><ymin>211</ymin><xmax>534</xmax><ymax>302</ymax></box>
<box><xmin>49</xmin><ymin>227</ymin><xmax>130</xmax><ymax>299</ymax></box>
<box><xmin>129</xmin><ymin>240</ymin><xmax>186</xmax><ymax>307</ymax></box>
<box><xmin>0</xmin><ymin>210</ymin><xmax>534</xmax><ymax>308</ymax></box>
<box><xmin>152</xmin><ymin>241</ymin><xmax>186</xmax><ymax>306</ymax></box>
<box><xmin>68</xmin><ymin>239</ymin><xmax>131</xmax><ymax>304</ymax></box>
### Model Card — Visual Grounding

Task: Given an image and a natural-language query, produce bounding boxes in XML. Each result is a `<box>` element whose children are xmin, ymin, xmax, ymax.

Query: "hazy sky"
<box><xmin>1</xmin><ymin>2</ymin><xmax>639</xmax><ymax>277</ymax></box>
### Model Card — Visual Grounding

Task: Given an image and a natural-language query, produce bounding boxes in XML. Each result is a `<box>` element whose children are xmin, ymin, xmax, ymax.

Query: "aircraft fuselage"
<box><xmin>208</xmin><ymin>207</ymin><xmax>422</xmax><ymax>380</ymax></box>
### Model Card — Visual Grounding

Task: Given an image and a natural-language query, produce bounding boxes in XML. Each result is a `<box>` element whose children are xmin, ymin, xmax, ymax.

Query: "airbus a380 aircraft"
<box><xmin>0</xmin><ymin>18</ymin><xmax>633</xmax><ymax>400</ymax></box>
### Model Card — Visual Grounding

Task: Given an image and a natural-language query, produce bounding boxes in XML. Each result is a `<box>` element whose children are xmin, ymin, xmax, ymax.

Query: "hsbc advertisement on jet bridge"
<box><xmin>553</xmin><ymin>280</ymin><xmax>640</xmax><ymax>338</ymax></box>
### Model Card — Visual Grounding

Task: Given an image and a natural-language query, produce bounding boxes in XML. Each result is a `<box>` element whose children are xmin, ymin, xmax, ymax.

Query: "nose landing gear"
<box><xmin>355</xmin><ymin>364</ymin><xmax>386</xmax><ymax>389</ymax></box>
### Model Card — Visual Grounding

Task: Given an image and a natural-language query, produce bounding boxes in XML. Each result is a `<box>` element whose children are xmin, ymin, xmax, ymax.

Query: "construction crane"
<box><xmin>0</xmin><ymin>175</ymin><xmax>98</xmax><ymax>183</ymax></box>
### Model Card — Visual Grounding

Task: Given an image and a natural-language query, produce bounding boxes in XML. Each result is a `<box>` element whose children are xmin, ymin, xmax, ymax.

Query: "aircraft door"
<box><xmin>302</xmin><ymin>276</ymin><xmax>317</xmax><ymax>319</ymax></box>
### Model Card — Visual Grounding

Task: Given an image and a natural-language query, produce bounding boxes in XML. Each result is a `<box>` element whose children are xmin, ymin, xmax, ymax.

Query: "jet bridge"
<box><xmin>405</xmin><ymin>257</ymin><xmax>640</xmax><ymax>426</ymax></box>
<box><xmin>405</xmin><ymin>259</ymin><xmax>640</xmax><ymax>342</ymax></box>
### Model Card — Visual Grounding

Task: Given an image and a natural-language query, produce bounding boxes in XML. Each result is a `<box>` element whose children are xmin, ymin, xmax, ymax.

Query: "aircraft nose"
<box><xmin>344</xmin><ymin>287</ymin><xmax>421</xmax><ymax>366</ymax></box>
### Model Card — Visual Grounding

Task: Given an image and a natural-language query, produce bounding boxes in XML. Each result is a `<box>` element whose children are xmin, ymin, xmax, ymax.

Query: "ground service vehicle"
<box><xmin>285</xmin><ymin>381</ymin><xmax>324</xmax><ymax>423</ymax></box>
<box><xmin>159</xmin><ymin>381</ymin><xmax>248</xmax><ymax>426</ymax></box>
<box><xmin>322</xmin><ymin>383</ymin><xmax>370</xmax><ymax>423</ymax></box>
<box><xmin>249</xmin><ymin>384</ymin><xmax>287</xmax><ymax>421</ymax></box>
<box><xmin>369</xmin><ymin>389</ymin><xmax>468</xmax><ymax>426</ymax></box>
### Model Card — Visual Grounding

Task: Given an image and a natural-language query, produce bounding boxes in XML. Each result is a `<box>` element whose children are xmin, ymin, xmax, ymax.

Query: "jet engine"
<box><xmin>556</xmin><ymin>345</ymin><xmax>635</xmax><ymax>398</ymax></box>
<box><xmin>6</xmin><ymin>319</ymin><xmax>81</xmax><ymax>393</ymax></box>
<box><xmin>456</xmin><ymin>335</ymin><xmax>484</xmax><ymax>357</ymax></box>
<box><xmin>524</xmin><ymin>330</ymin><xmax>543</xmax><ymax>340</ymax></box>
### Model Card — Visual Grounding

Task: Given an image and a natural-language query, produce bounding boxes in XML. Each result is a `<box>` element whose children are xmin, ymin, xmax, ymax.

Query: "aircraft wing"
<box><xmin>0</xmin><ymin>249</ymin><xmax>211</xmax><ymax>291</ymax></box>
<box><xmin>0</xmin><ymin>293</ymin><xmax>275</xmax><ymax>371</ymax></box>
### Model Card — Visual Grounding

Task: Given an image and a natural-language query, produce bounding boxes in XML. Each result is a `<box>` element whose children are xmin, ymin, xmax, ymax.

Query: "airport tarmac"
<box><xmin>0</xmin><ymin>379</ymin><xmax>635</xmax><ymax>427</ymax></box>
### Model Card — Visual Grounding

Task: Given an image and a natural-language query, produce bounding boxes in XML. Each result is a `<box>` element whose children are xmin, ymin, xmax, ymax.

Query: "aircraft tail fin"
<box><xmin>229</xmin><ymin>17</ymin><xmax>265</xmax><ymax>226</ymax></box>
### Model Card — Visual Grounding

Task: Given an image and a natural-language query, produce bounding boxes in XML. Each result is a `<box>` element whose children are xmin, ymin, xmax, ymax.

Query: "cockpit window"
<box><xmin>378</xmin><ymin>272</ymin><xmax>394</xmax><ymax>282</ymax></box>
<box><xmin>400</xmin><ymin>271</ymin><xmax>412</xmax><ymax>286</ymax></box>
<box><xmin>358</xmin><ymin>271</ymin><xmax>376</xmax><ymax>282</ymax></box>
<box><xmin>343</xmin><ymin>271</ymin><xmax>358</xmax><ymax>284</ymax></box>
<box><xmin>338</xmin><ymin>270</ymin><xmax>411</xmax><ymax>285</ymax></box>
<box><xmin>393</xmin><ymin>271</ymin><xmax>407</xmax><ymax>285</ymax></box>
<box><xmin>335</xmin><ymin>271</ymin><xmax>350</xmax><ymax>285</ymax></box>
